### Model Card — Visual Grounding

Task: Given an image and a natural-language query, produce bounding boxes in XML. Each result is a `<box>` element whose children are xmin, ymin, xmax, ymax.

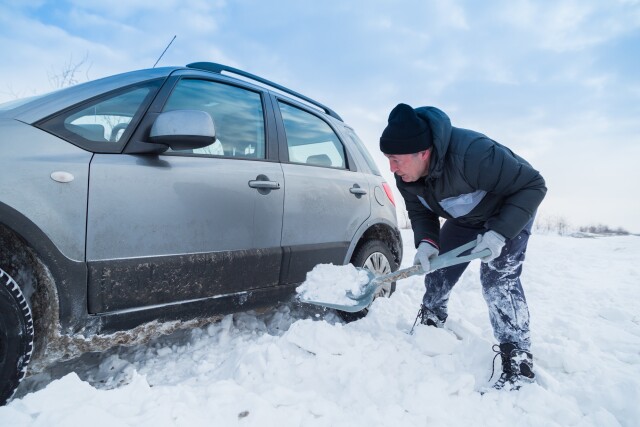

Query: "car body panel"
<box><xmin>86</xmin><ymin>154</ymin><xmax>285</xmax><ymax>313</ymax></box>
<box><xmin>279</xmin><ymin>163</ymin><xmax>371</xmax><ymax>283</ymax></box>
<box><xmin>266</xmin><ymin>95</ymin><xmax>375</xmax><ymax>283</ymax></box>
<box><xmin>0</xmin><ymin>119</ymin><xmax>90</xmax><ymax>262</ymax></box>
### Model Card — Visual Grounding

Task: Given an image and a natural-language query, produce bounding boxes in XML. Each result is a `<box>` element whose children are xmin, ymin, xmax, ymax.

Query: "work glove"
<box><xmin>471</xmin><ymin>230</ymin><xmax>506</xmax><ymax>263</ymax></box>
<box><xmin>413</xmin><ymin>241</ymin><xmax>439</xmax><ymax>273</ymax></box>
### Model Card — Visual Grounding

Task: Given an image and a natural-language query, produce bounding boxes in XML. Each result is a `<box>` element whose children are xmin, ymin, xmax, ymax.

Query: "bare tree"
<box><xmin>533</xmin><ymin>214</ymin><xmax>572</xmax><ymax>235</ymax></box>
<box><xmin>0</xmin><ymin>84</ymin><xmax>30</xmax><ymax>100</ymax></box>
<box><xmin>47</xmin><ymin>53</ymin><xmax>92</xmax><ymax>89</ymax></box>
<box><xmin>556</xmin><ymin>216</ymin><xmax>569</xmax><ymax>236</ymax></box>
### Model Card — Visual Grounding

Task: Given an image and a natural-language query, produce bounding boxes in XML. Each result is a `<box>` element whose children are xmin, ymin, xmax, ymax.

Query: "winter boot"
<box><xmin>491</xmin><ymin>343</ymin><xmax>535</xmax><ymax>391</ymax></box>
<box><xmin>410</xmin><ymin>305</ymin><xmax>446</xmax><ymax>334</ymax></box>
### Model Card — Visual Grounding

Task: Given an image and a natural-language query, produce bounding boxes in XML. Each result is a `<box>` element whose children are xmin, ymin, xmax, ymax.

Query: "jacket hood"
<box><xmin>414</xmin><ymin>107</ymin><xmax>452</xmax><ymax>180</ymax></box>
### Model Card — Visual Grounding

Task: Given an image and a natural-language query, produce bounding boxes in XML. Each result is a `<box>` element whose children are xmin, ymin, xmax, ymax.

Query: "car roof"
<box><xmin>186</xmin><ymin>62</ymin><xmax>342</xmax><ymax>122</ymax></box>
<box><xmin>3</xmin><ymin>63</ymin><xmax>344</xmax><ymax>126</ymax></box>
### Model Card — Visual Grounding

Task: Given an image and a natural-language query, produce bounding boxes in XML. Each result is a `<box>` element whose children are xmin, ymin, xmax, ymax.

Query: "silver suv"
<box><xmin>0</xmin><ymin>62</ymin><xmax>402</xmax><ymax>403</ymax></box>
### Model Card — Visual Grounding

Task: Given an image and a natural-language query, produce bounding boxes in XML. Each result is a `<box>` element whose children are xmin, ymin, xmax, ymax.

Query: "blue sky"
<box><xmin>1</xmin><ymin>0</ymin><xmax>640</xmax><ymax>232</ymax></box>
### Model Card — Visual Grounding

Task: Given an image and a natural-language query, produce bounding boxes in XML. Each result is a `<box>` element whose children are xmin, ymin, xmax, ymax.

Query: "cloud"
<box><xmin>1</xmin><ymin>0</ymin><xmax>639</xmax><ymax>231</ymax></box>
<box><xmin>498</xmin><ymin>0</ymin><xmax>640</xmax><ymax>52</ymax></box>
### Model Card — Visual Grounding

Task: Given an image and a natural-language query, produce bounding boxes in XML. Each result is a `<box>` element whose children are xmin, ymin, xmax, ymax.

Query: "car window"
<box><xmin>343</xmin><ymin>127</ymin><xmax>381</xmax><ymax>176</ymax></box>
<box><xmin>163</xmin><ymin>79</ymin><xmax>265</xmax><ymax>159</ymax></box>
<box><xmin>36</xmin><ymin>80</ymin><xmax>161</xmax><ymax>152</ymax></box>
<box><xmin>278</xmin><ymin>102</ymin><xmax>346</xmax><ymax>169</ymax></box>
<box><xmin>66</xmin><ymin>87</ymin><xmax>153</xmax><ymax>143</ymax></box>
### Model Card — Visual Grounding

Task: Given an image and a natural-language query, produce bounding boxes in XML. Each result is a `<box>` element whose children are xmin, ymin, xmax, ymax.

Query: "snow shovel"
<box><xmin>301</xmin><ymin>239</ymin><xmax>491</xmax><ymax>313</ymax></box>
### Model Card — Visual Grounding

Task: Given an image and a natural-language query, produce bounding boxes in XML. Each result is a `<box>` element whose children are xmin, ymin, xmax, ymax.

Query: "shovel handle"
<box><xmin>371</xmin><ymin>240</ymin><xmax>491</xmax><ymax>285</ymax></box>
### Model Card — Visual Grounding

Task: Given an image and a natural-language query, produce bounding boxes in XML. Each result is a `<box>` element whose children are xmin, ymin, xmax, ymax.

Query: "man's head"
<box><xmin>380</xmin><ymin>103</ymin><xmax>433</xmax><ymax>182</ymax></box>
<box><xmin>380</xmin><ymin>103</ymin><xmax>433</xmax><ymax>154</ymax></box>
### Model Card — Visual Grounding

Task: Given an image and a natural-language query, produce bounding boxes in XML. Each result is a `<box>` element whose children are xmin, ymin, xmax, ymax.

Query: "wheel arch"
<box><xmin>0</xmin><ymin>203</ymin><xmax>87</xmax><ymax>364</ymax></box>
<box><xmin>0</xmin><ymin>221</ymin><xmax>64</xmax><ymax>366</ymax></box>
<box><xmin>345</xmin><ymin>220</ymin><xmax>403</xmax><ymax>267</ymax></box>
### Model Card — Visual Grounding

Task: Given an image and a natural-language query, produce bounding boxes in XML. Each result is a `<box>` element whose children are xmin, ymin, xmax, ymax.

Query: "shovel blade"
<box><xmin>299</xmin><ymin>268</ymin><xmax>379</xmax><ymax>313</ymax></box>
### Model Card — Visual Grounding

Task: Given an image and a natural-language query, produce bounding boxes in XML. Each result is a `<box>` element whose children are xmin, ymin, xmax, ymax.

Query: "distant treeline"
<box><xmin>533</xmin><ymin>216</ymin><xmax>631</xmax><ymax>236</ymax></box>
<box><xmin>576</xmin><ymin>224</ymin><xmax>630</xmax><ymax>236</ymax></box>
<box><xmin>400</xmin><ymin>214</ymin><xmax>632</xmax><ymax>236</ymax></box>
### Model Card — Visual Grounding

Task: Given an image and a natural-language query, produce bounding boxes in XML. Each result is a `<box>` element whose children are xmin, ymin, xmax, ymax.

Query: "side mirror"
<box><xmin>149</xmin><ymin>110</ymin><xmax>216</xmax><ymax>150</ymax></box>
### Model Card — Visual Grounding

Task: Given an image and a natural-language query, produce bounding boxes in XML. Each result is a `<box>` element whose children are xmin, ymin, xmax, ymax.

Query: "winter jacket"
<box><xmin>397</xmin><ymin>107</ymin><xmax>547</xmax><ymax>248</ymax></box>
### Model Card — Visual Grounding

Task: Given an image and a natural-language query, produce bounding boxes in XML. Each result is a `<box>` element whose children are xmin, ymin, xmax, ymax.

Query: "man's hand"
<box><xmin>471</xmin><ymin>230</ymin><xmax>506</xmax><ymax>263</ymax></box>
<box><xmin>413</xmin><ymin>241</ymin><xmax>439</xmax><ymax>272</ymax></box>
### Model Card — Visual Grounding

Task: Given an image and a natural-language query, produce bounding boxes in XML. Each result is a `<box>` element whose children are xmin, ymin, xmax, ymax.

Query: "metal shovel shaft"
<box><xmin>370</xmin><ymin>240</ymin><xmax>491</xmax><ymax>287</ymax></box>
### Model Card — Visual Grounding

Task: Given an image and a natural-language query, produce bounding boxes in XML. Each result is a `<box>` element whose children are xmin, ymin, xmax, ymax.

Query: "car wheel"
<box><xmin>340</xmin><ymin>240</ymin><xmax>399</xmax><ymax>322</ymax></box>
<box><xmin>352</xmin><ymin>239</ymin><xmax>398</xmax><ymax>297</ymax></box>
<box><xmin>0</xmin><ymin>267</ymin><xmax>34</xmax><ymax>405</ymax></box>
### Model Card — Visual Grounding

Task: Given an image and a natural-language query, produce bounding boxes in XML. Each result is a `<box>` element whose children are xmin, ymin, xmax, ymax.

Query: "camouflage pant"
<box><xmin>422</xmin><ymin>219</ymin><xmax>533</xmax><ymax>350</ymax></box>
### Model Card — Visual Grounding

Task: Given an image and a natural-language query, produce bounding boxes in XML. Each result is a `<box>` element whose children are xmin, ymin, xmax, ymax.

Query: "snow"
<box><xmin>2</xmin><ymin>230</ymin><xmax>640</xmax><ymax>426</ymax></box>
<box><xmin>296</xmin><ymin>263</ymin><xmax>371</xmax><ymax>305</ymax></box>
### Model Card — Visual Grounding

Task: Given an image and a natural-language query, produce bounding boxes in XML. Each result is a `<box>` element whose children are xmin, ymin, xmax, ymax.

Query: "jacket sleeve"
<box><xmin>462</xmin><ymin>138</ymin><xmax>547</xmax><ymax>239</ymax></box>
<box><xmin>397</xmin><ymin>177</ymin><xmax>441</xmax><ymax>248</ymax></box>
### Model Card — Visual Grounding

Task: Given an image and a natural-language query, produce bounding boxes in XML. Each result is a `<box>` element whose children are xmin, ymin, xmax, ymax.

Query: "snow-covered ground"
<box><xmin>1</xmin><ymin>230</ymin><xmax>639</xmax><ymax>426</ymax></box>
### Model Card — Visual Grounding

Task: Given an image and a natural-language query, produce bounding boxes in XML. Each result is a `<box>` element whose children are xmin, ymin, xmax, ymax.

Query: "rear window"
<box><xmin>343</xmin><ymin>127</ymin><xmax>381</xmax><ymax>176</ymax></box>
<box><xmin>279</xmin><ymin>101</ymin><xmax>347</xmax><ymax>169</ymax></box>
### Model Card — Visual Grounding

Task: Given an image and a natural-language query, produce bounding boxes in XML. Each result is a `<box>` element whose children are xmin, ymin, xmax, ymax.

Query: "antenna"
<box><xmin>153</xmin><ymin>35</ymin><xmax>177</xmax><ymax>68</ymax></box>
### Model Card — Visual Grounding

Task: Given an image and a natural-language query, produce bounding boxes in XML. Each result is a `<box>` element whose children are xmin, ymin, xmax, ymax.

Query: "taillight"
<box><xmin>382</xmin><ymin>182</ymin><xmax>396</xmax><ymax>207</ymax></box>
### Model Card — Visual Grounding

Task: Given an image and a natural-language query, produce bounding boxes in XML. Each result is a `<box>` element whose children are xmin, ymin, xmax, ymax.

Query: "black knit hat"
<box><xmin>380</xmin><ymin>103</ymin><xmax>432</xmax><ymax>154</ymax></box>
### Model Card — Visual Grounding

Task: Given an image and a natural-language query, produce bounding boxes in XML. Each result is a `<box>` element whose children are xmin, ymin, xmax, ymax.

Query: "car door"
<box><xmin>84</xmin><ymin>78</ymin><xmax>284</xmax><ymax>313</ymax></box>
<box><xmin>274</xmin><ymin>100</ymin><xmax>371</xmax><ymax>284</ymax></box>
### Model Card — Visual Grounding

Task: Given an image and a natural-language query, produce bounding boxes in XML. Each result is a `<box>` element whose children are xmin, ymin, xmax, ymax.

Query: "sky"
<box><xmin>1</xmin><ymin>0</ymin><xmax>640</xmax><ymax>232</ymax></box>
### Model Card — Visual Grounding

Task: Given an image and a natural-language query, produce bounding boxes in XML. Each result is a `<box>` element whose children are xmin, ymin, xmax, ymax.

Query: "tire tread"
<box><xmin>0</xmin><ymin>267</ymin><xmax>34</xmax><ymax>405</ymax></box>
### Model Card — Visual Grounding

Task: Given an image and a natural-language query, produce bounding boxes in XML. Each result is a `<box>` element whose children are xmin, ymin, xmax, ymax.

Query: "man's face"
<box><xmin>385</xmin><ymin>150</ymin><xmax>431</xmax><ymax>182</ymax></box>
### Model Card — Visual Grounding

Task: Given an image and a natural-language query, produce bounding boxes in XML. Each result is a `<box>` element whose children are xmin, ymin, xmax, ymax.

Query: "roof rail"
<box><xmin>186</xmin><ymin>62</ymin><xmax>343</xmax><ymax>122</ymax></box>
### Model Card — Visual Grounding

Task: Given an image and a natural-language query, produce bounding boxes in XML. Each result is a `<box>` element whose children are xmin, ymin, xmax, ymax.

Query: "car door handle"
<box><xmin>248</xmin><ymin>174</ymin><xmax>280</xmax><ymax>190</ymax></box>
<box><xmin>249</xmin><ymin>181</ymin><xmax>280</xmax><ymax>189</ymax></box>
<box><xmin>349</xmin><ymin>185</ymin><xmax>367</xmax><ymax>195</ymax></box>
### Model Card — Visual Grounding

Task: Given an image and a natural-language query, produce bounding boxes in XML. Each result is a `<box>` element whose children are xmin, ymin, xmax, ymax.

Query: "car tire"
<box><xmin>340</xmin><ymin>239</ymin><xmax>399</xmax><ymax>322</ymax></box>
<box><xmin>0</xmin><ymin>267</ymin><xmax>34</xmax><ymax>405</ymax></box>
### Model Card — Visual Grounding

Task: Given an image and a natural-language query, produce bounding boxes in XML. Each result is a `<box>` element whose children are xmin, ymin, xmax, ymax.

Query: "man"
<box><xmin>380</xmin><ymin>103</ymin><xmax>546</xmax><ymax>391</ymax></box>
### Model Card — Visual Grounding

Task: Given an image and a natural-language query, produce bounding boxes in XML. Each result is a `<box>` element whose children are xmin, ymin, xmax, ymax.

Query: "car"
<box><xmin>0</xmin><ymin>62</ymin><xmax>402</xmax><ymax>404</ymax></box>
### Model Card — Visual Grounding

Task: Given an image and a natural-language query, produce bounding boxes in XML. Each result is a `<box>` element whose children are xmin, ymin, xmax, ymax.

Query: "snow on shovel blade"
<box><xmin>308</xmin><ymin>268</ymin><xmax>378</xmax><ymax>313</ymax></box>
<box><xmin>298</xmin><ymin>240</ymin><xmax>491</xmax><ymax>313</ymax></box>
<box><xmin>297</xmin><ymin>266</ymin><xmax>376</xmax><ymax>312</ymax></box>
